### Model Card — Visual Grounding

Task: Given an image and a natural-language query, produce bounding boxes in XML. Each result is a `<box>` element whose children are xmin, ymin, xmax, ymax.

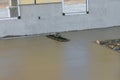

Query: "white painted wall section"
<box><xmin>0</xmin><ymin>0</ymin><xmax>120</xmax><ymax>37</ymax></box>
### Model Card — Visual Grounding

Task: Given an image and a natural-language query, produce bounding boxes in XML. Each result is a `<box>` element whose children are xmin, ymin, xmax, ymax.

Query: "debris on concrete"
<box><xmin>96</xmin><ymin>39</ymin><xmax>120</xmax><ymax>53</ymax></box>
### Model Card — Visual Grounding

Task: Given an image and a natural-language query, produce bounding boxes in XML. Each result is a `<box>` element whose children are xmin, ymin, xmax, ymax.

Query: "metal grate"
<box><xmin>47</xmin><ymin>33</ymin><xmax>70</xmax><ymax>42</ymax></box>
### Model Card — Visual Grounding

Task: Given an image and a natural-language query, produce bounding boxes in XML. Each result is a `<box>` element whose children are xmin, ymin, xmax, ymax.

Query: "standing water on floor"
<box><xmin>0</xmin><ymin>27</ymin><xmax>120</xmax><ymax>80</ymax></box>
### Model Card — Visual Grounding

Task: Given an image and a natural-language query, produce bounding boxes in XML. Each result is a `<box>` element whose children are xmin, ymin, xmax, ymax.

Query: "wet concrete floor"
<box><xmin>0</xmin><ymin>27</ymin><xmax>120</xmax><ymax>80</ymax></box>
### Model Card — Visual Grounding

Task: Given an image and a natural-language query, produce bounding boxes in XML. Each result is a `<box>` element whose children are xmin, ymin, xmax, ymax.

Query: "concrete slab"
<box><xmin>0</xmin><ymin>27</ymin><xmax>120</xmax><ymax>80</ymax></box>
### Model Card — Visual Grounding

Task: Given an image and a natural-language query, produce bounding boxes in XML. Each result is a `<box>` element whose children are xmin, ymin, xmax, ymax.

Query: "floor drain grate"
<box><xmin>96</xmin><ymin>39</ymin><xmax>120</xmax><ymax>53</ymax></box>
<box><xmin>46</xmin><ymin>34</ymin><xmax>70</xmax><ymax>42</ymax></box>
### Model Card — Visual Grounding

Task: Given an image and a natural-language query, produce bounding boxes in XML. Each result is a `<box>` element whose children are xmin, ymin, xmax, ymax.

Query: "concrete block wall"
<box><xmin>0</xmin><ymin>0</ymin><xmax>120</xmax><ymax>37</ymax></box>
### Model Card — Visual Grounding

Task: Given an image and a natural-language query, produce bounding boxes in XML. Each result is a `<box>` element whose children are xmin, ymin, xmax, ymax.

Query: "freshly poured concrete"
<box><xmin>0</xmin><ymin>27</ymin><xmax>120</xmax><ymax>80</ymax></box>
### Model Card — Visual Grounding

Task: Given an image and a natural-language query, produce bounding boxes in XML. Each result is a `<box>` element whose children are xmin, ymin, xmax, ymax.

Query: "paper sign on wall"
<box><xmin>62</xmin><ymin>0</ymin><xmax>88</xmax><ymax>15</ymax></box>
<box><xmin>0</xmin><ymin>0</ymin><xmax>20</xmax><ymax>19</ymax></box>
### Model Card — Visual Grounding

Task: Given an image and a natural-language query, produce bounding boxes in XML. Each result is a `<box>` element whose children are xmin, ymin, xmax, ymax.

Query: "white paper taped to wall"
<box><xmin>0</xmin><ymin>0</ymin><xmax>20</xmax><ymax>20</ymax></box>
<box><xmin>62</xmin><ymin>0</ymin><xmax>88</xmax><ymax>15</ymax></box>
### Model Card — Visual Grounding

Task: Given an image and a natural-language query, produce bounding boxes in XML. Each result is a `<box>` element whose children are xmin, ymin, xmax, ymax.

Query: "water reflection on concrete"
<box><xmin>0</xmin><ymin>27</ymin><xmax>120</xmax><ymax>80</ymax></box>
